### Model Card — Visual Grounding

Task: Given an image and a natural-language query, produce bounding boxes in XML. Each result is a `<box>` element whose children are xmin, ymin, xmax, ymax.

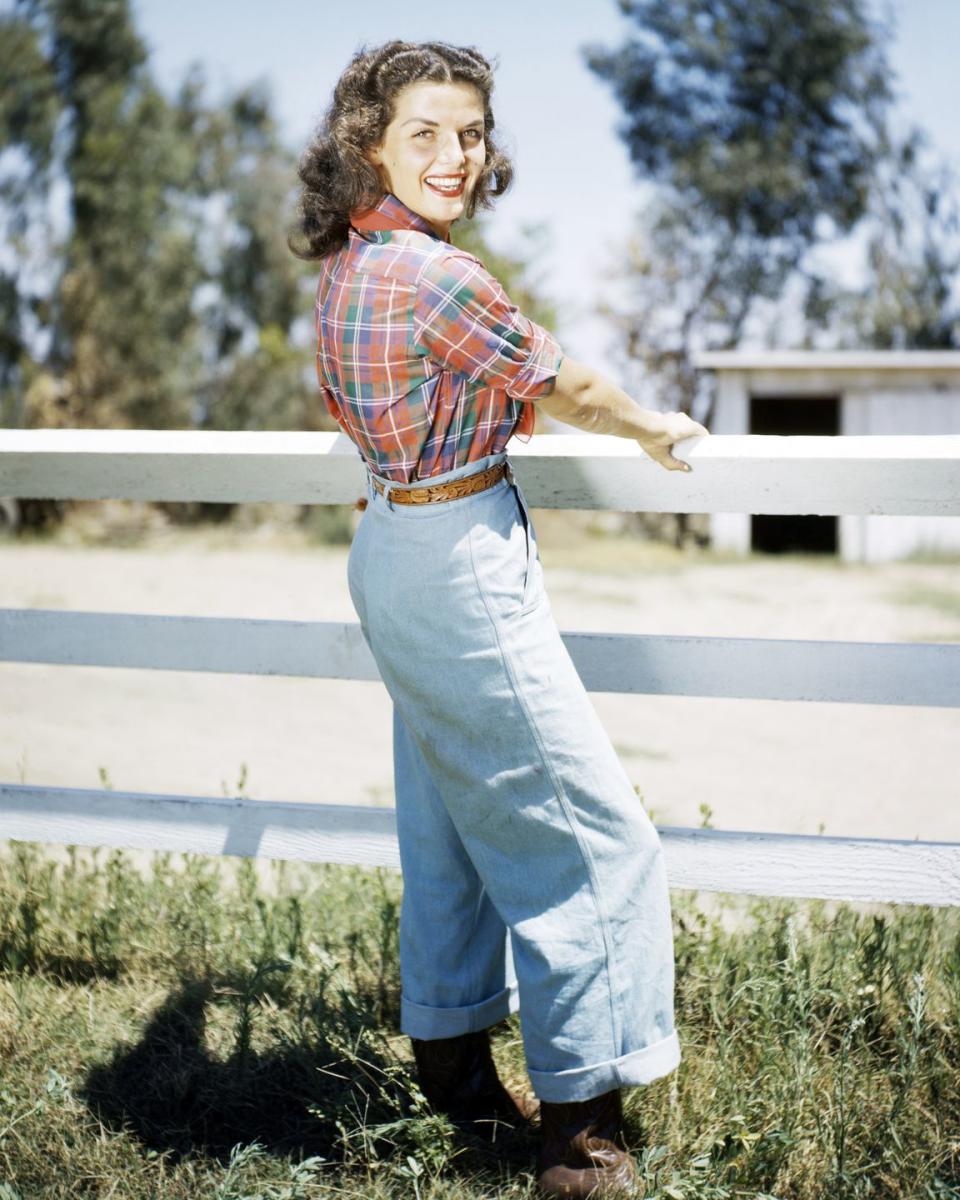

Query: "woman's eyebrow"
<box><xmin>400</xmin><ymin>117</ymin><xmax>485</xmax><ymax>127</ymax></box>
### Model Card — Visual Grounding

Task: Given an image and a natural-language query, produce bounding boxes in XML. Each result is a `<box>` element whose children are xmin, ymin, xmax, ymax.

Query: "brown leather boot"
<box><xmin>410</xmin><ymin>1029</ymin><xmax>539</xmax><ymax>1136</ymax></box>
<box><xmin>536</xmin><ymin>1088</ymin><xmax>639</xmax><ymax>1198</ymax></box>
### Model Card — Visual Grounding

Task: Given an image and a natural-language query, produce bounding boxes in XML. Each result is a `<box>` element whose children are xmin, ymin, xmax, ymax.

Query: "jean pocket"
<box><xmin>467</xmin><ymin>486</ymin><xmax>540</xmax><ymax>622</ymax></box>
<box><xmin>512</xmin><ymin>482</ymin><xmax>543</xmax><ymax>617</ymax></box>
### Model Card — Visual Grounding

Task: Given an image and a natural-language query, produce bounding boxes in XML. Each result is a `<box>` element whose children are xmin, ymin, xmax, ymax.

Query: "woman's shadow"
<box><xmin>80</xmin><ymin>971</ymin><xmax>538</xmax><ymax>1177</ymax></box>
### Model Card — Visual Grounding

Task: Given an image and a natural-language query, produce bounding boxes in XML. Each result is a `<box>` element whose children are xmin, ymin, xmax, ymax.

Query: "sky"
<box><xmin>130</xmin><ymin>0</ymin><xmax>960</xmax><ymax>370</ymax></box>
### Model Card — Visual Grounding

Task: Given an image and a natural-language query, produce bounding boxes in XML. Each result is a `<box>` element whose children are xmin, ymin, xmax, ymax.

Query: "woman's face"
<box><xmin>365</xmin><ymin>80</ymin><xmax>487</xmax><ymax>239</ymax></box>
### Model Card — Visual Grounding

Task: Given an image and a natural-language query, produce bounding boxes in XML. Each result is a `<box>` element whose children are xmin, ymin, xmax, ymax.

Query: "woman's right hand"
<box><xmin>635</xmin><ymin>412</ymin><xmax>709</xmax><ymax>473</ymax></box>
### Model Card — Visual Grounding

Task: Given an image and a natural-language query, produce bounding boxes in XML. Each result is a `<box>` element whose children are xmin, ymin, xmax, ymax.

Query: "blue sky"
<box><xmin>130</xmin><ymin>0</ymin><xmax>960</xmax><ymax>367</ymax></box>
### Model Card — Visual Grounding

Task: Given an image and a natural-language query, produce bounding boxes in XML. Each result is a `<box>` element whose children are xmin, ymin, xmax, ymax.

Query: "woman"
<box><xmin>289</xmin><ymin>39</ymin><xmax>708</xmax><ymax>1199</ymax></box>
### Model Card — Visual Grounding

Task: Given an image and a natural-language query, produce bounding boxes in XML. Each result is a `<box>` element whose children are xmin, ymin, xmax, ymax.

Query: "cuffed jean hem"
<box><xmin>526</xmin><ymin>1029</ymin><xmax>682</xmax><ymax>1102</ymax></box>
<box><xmin>400</xmin><ymin>982</ymin><xmax>520</xmax><ymax>1039</ymax></box>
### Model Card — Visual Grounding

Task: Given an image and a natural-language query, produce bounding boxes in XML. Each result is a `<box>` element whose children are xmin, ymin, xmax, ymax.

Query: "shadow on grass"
<box><xmin>80</xmin><ymin>973</ymin><xmax>538</xmax><ymax>1184</ymax></box>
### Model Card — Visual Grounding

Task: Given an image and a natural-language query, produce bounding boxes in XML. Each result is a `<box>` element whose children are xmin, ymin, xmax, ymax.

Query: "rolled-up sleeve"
<box><xmin>413</xmin><ymin>251</ymin><xmax>563</xmax><ymax>400</ymax></box>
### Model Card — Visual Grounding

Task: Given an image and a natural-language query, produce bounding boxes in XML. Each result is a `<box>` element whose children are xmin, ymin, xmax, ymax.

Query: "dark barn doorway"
<box><xmin>749</xmin><ymin>393</ymin><xmax>840</xmax><ymax>556</ymax></box>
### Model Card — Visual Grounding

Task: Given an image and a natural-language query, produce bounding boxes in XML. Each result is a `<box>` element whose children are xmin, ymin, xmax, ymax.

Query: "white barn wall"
<box><xmin>708</xmin><ymin>370</ymin><xmax>751</xmax><ymax>555</ymax></box>
<box><xmin>843</xmin><ymin>386</ymin><xmax>960</xmax><ymax>562</ymax></box>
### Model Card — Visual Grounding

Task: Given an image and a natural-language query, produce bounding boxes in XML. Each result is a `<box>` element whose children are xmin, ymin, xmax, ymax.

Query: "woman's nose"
<box><xmin>436</xmin><ymin>132</ymin><xmax>466</xmax><ymax>166</ymax></box>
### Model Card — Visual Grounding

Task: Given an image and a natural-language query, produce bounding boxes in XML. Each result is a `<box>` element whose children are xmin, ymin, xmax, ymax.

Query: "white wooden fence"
<box><xmin>1</xmin><ymin>428</ymin><xmax>958</xmax><ymax>906</ymax></box>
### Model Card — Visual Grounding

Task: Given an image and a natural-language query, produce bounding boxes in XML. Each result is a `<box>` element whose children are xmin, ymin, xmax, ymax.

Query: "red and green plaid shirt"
<box><xmin>314</xmin><ymin>192</ymin><xmax>564</xmax><ymax>482</ymax></box>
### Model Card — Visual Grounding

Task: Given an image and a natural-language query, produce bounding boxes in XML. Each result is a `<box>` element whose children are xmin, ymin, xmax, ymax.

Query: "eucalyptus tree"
<box><xmin>0</xmin><ymin>0</ymin><xmax>206</xmax><ymax>434</ymax></box>
<box><xmin>0</xmin><ymin>1</ymin><xmax>317</xmax><ymax>529</ymax></box>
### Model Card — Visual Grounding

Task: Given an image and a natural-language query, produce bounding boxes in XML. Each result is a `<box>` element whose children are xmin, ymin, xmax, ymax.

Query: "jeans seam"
<box><xmin>348</xmin><ymin>511</ymin><xmax>371</xmax><ymax>635</ymax></box>
<box><xmin>466</xmin><ymin>524</ymin><xmax>624</xmax><ymax>1061</ymax></box>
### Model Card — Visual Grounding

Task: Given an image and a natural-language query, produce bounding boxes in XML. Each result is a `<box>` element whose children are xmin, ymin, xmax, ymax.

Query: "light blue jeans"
<box><xmin>346</xmin><ymin>448</ymin><xmax>680</xmax><ymax>1102</ymax></box>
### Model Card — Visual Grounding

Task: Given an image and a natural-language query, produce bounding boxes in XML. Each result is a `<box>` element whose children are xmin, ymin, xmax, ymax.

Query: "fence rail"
<box><xmin>2</xmin><ymin>429</ymin><xmax>958</xmax><ymax>906</ymax></box>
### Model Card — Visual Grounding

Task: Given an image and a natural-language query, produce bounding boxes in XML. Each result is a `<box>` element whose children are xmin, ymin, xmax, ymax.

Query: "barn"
<box><xmin>692</xmin><ymin>349</ymin><xmax>960</xmax><ymax>563</ymax></box>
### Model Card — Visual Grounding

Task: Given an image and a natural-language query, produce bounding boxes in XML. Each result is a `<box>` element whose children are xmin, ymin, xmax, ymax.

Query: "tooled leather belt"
<box><xmin>369</xmin><ymin>461</ymin><xmax>508</xmax><ymax>505</ymax></box>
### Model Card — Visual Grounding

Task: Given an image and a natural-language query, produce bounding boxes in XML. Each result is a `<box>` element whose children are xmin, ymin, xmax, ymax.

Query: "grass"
<box><xmin>1</xmin><ymin>841</ymin><xmax>959</xmax><ymax>1199</ymax></box>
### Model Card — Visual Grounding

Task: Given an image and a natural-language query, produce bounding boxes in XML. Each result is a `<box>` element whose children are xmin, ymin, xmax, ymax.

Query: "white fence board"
<box><xmin>2</xmin><ymin>608</ymin><xmax>957</xmax><ymax>705</ymax></box>
<box><xmin>0</xmin><ymin>785</ymin><xmax>399</xmax><ymax>867</ymax></box>
<box><xmin>2</xmin><ymin>429</ymin><xmax>959</xmax><ymax>515</ymax></box>
<box><xmin>2</xmin><ymin>784</ymin><xmax>957</xmax><ymax>907</ymax></box>
<box><xmin>0</xmin><ymin>610</ymin><xmax>381</xmax><ymax>681</ymax></box>
<box><xmin>662</xmin><ymin>826</ymin><xmax>960</xmax><ymax>907</ymax></box>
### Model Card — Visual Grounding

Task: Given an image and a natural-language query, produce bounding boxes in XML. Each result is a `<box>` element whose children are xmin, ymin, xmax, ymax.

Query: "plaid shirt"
<box><xmin>314</xmin><ymin>192</ymin><xmax>564</xmax><ymax>481</ymax></box>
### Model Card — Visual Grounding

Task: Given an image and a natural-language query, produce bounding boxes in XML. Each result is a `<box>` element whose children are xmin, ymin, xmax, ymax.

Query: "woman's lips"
<box><xmin>425</xmin><ymin>177</ymin><xmax>466</xmax><ymax>198</ymax></box>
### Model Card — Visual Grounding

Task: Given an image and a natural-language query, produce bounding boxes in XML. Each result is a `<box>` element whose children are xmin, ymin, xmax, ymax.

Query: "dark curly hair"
<box><xmin>287</xmin><ymin>39</ymin><xmax>515</xmax><ymax>262</ymax></box>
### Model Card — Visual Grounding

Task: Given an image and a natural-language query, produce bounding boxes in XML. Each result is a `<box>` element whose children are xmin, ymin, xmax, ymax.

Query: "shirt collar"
<box><xmin>349</xmin><ymin>192</ymin><xmax>451</xmax><ymax>243</ymax></box>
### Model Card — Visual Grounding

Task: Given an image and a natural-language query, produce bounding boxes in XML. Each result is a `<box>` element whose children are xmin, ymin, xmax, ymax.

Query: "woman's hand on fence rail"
<box><xmin>635</xmin><ymin>411</ymin><xmax>710</xmax><ymax>473</ymax></box>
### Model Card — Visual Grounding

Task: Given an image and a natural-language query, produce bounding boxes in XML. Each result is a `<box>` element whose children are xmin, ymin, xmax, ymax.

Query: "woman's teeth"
<box><xmin>425</xmin><ymin>177</ymin><xmax>464</xmax><ymax>194</ymax></box>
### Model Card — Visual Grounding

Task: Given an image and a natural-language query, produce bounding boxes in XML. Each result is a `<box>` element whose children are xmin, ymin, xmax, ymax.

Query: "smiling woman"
<box><xmin>287</xmin><ymin>39</ymin><xmax>685</xmax><ymax>1200</ymax></box>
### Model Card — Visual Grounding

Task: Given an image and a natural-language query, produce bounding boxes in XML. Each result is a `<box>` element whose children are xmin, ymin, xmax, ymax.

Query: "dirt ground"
<box><xmin>2</xmin><ymin>502</ymin><xmax>959</xmax><ymax>854</ymax></box>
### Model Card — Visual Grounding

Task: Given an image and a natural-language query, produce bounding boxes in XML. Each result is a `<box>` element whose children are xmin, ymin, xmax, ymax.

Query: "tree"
<box><xmin>0</xmin><ymin>1</ymin><xmax>328</xmax><ymax>530</ymax></box>
<box><xmin>0</xmin><ymin>4</ymin><xmax>65</xmax><ymax>429</ymax></box>
<box><xmin>2</xmin><ymin>0</ymin><xmax>205</xmax><ymax>431</ymax></box>
<box><xmin>803</xmin><ymin>126</ymin><xmax>960</xmax><ymax>349</ymax></box>
<box><xmin>582</xmin><ymin>0</ymin><xmax>898</xmax><ymax>545</ymax></box>
<box><xmin>0</xmin><ymin>0</ymin><xmax>321</xmax><ymax>441</ymax></box>
<box><xmin>184</xmin><ymin>78</ymin><xmax>319</xmax><ymax>437</ymax></box>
